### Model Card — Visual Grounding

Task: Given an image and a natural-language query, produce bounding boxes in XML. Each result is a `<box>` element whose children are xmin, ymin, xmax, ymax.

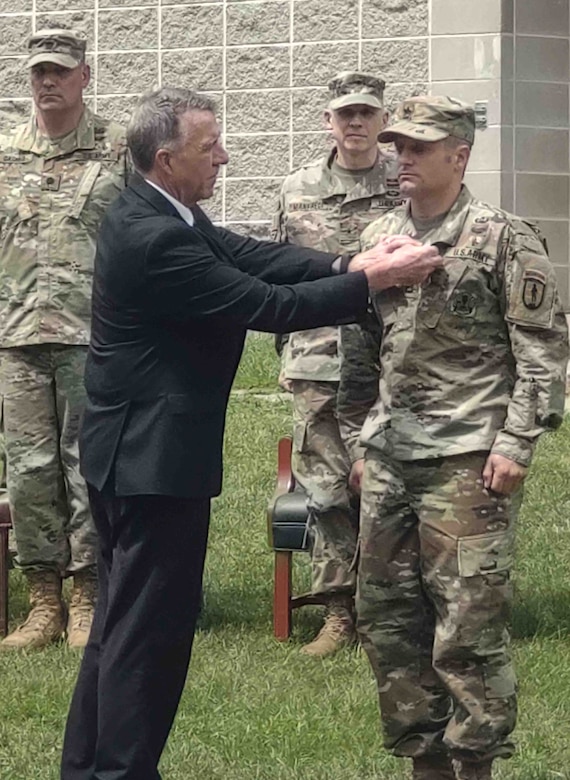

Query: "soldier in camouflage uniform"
<box><xmin>272</xmin><ymin>72</ymin><xmax>402</xmax><ymax>657</ymax></box>
<box><xmin>341</xmin><ymin>96</ymin><xmax>569</xmax><ymax>779</ymax></box>
<box><xmin>0</xmin><ymin>29</ymin><xmax>130</xmax><ymax>650</ymax></box>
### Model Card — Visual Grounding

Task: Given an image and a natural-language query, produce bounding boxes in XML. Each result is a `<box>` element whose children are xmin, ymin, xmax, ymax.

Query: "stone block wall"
<box><xmin>431</xmin><ymin>0</ymin><xmax>570</xmax><ymax>306</ymax></box>
<box><xmin>0</xmin><ymin>0</ymin><xmax>429</xmax><ymax>238</ymax></box>
<box><xmin>1</xmin><ymin>0</ymin><xmax>568</xmax><ymax>303</ymax></box>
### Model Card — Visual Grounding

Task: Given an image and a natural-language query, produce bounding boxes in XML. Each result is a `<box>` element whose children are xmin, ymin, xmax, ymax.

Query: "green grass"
<box><xmin>233</xmin><ymin>332</ymin><xmax>281</xmax><ymax>391</ymax></box>
<box><xmin>2</xmin><ymin>337</ymin><xmax>570</xmax><ymax>779</ymax></box>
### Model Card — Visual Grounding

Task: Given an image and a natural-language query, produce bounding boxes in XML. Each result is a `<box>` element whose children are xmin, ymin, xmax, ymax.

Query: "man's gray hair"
<box><xmin>127</xmin><ymin>87</ymin><xmax>217</xmax><ymax>173</ymax></box>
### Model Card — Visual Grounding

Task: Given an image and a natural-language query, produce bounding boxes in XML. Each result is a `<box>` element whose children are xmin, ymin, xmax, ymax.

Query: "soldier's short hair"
<box><xmin>127</xmin><ymin>87</ymin><xmax>217</xmax><ymax>173</ymax></box>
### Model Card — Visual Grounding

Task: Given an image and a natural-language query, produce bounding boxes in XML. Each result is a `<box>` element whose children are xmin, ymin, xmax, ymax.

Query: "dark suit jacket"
<box><xmin>80</xmin><ymin>174</ymin><xmax>370</xmax><ymax>498</ymax></box>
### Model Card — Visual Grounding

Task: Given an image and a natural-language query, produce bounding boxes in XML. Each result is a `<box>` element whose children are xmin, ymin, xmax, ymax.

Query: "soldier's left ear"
<box><xmin>323</xmin><ymin>109</ymin><xmax>333</xmax><ymax>130</ymax></box>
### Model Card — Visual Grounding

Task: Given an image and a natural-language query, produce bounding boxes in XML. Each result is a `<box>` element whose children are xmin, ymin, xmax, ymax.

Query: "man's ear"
<box><xmin>81</xmin><ymin>63</ymin><xmax>91</xmax><ymax>90</ymax></box>
<box><xmin>154</xmin><ymin>148</ymin><xmax>173</xmax><ymax>176</ymax></box>
<box><xmin>456</xmin><ymin>143</ymin><xmax>471</xmax><ymax>173</ymax></box>
<box><xmin>323</xmin><ymin>109</ymin><xmax>333</xmax><ymax>131</ymax></box>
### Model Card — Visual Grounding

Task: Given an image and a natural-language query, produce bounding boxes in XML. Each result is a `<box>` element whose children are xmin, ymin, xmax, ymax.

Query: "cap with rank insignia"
<box><xmin>27</xmin><ymin>28</ymin><xmax>87</xmax><ymax>70</ymax></box>
<box><xmin>328</xmin><ymin>71</ymin><xmax>386</xmax><ymax>111</ymax></box>
<box><xmin>379</xmin><ymin>95</ymin><xmax>475</xmax><ymax>145</ymax></box>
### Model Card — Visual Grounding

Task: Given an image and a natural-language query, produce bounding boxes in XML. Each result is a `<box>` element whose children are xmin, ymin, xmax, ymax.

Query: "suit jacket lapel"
<box><xmin>129</xmin><ymin>175</ymin><xmax>236</xmax><ymax>266</ymax></box>
<box><xmin>129</xmin><ymin>173</ymin><xmax>181</xmax><ymax>219</ymax></box>
<box><xmin>191</xmin><ymin>204</ymin><xmax>236</xmax><ymax>266</ymax></box>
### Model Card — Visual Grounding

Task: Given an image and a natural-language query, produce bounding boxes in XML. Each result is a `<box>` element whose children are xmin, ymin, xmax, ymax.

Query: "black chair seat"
<box><xmin>271</xmin><ymin>490</ymin><xmax>309</xmax><ymax>552</ymax></box>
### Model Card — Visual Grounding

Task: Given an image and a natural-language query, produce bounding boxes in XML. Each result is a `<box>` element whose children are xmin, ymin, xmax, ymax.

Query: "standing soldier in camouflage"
<box><xmin>345</xmin><ymin>96</ymin><xmax>569</xmax><ymax>779</ymax></box>
<box><xmin>0</xmin><ymin>29</ymin><xmax>130</xmax><ymax>650</ymax></box>
<box><xmin>272</xmin><ymin>72</ymin><xmax>402</xmax><ymax>657</ymax></box>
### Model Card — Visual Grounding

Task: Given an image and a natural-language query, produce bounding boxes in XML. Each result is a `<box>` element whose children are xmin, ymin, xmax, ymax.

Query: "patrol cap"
<box><xmin>328</xmin><ymin>71</ymin><xmax>386</xmax><ymax>111</ymax></box>
<box><xmin>378</xmin><ymin>95</ymin><xmax>475</xmax><ymax>145</ymax></box>
<box><xmin>27</xmin><ymin>28</ymin><xmax>87</xmax><ymax>70</ymax></box>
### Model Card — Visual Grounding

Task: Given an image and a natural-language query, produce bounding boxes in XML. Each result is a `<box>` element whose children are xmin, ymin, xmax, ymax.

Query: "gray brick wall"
<box><xmin>431</xmin><ymin>0</ymin><xmax>570</xmax><ymax>307</ymax></box>
<box><xmin>0</xmin><ymin>0</ymin><xmax>429</xmax><ymax>233</ymax></box>
<box><xmin>3</xmin><ymin>1</ymin><xmax>567</xmax><ymax>307</ymax></box>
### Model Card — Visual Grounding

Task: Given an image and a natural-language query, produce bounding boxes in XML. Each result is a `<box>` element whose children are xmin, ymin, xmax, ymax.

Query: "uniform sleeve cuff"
<box><xmin>491</xmin><ymin>431</ymin><xmax>536</xmax><ymax>467</ymax></box>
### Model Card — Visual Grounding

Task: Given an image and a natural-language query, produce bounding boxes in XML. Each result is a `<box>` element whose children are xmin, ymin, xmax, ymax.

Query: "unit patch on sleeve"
<box><xmin>522</xmin><ymin>270</ymin><xmax>546</xmax><ymax>310</ymax></box>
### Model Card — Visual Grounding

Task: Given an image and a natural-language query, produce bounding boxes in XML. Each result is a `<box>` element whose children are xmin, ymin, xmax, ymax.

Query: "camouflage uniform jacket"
<box><xmin>272</xmin><ymin>147</ymin><xmax>401</xmax><ymax>381</ymax></box>
<box><xmin>349</xmin><ymin>185</ymin><xmax>569</xmax><ymax>466</ymax></box>
<box><xmin>0</xmin><ymin>106</ymin><xmax>129</xmax><ymax>347</ymax></box>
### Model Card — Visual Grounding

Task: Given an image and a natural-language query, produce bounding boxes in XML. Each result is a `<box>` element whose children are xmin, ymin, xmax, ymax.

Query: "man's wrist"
<box><xmin>332</xmin><ymin>253</ymin><xmax>354</xmax><ymax>274</ymax></box>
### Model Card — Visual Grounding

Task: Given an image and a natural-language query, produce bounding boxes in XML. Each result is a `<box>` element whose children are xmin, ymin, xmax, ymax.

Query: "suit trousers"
<box><xmin>60</xmin><ymin>484</ymin><xmax>210</xmax><ymax>780</ymax></box>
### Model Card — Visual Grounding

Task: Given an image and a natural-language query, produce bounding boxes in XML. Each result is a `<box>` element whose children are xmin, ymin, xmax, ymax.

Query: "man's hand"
<box><xmin>349</xmin><ymin>235</ymin><xmax>443</xmax><ymax>291</ymax></box>
<box><xmin>278</xmin><ymin>367</ymin><xmax>293</xmax><ymax>393</ymax></box>
<box><xmin>482</xmin><ymin>453</ymin><xmax>527</xmax><ymax>495</ymax></box>
<box><xmin>348</xmin><ymin>459</ymin><xmax>365</xmax><ymax>494</ymax></box>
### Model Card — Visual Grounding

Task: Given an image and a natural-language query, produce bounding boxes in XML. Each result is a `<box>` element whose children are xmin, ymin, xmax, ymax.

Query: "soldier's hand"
<box><xmin>482</xmin><ymin>453</ymin><xmax>527</xmax><ymax>495</ymax></box>
<box><xmin>278</xmin><ymin>367</ymin><xmax>293</xmax><ymax>393</ymax></box>
<box><xmin>348</xmin><ymin>459</ymin><xmax>365</xmax><ymax>494</ymax></box>
<box><xmin>350</xmin><ymin>237</ymin><xmax>443</xmax><ymax>291</ymax></box>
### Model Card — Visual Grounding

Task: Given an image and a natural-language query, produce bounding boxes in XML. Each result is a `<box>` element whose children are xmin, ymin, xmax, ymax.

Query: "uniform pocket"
<box><xmin>457</xmin><ymin>529</ymin><xmax>514</xmax><ymax>578</ymax></box>
<box><xmin>292</xmin><ymin>421</ymin><xmax>308</xmax><ymax>454</ymax></box>
<box><xmin>420</xmin><ymin>262</ymin><xmax>468</xmax><ymax>329</ymax></box>
<box><xmin>483</xmin><ymin>662</ymin><xmax>517</xmax><ymax>699</ymax></box>
<box><xmin>2</xmin><ymin>198</ymin><xmax>38</xmax><ymax>235</ymax></box>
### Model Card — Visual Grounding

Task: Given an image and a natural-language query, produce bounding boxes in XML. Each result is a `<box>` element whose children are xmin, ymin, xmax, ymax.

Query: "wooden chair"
<box><xmin>267</xmin><ymin>437</ymin><xmax>325</xmax><ymax>640</ymax></box>
<box><xmin>0</xmin><ymin>490</ymin><xmax>12</xmax><ymax>637</ymax></box>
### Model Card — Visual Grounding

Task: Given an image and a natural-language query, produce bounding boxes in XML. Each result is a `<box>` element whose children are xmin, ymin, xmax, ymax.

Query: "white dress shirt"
<box><xmin>145</xmin><ymin>179</ymin><xmax>195</xmax><ymax>227</ymax></box>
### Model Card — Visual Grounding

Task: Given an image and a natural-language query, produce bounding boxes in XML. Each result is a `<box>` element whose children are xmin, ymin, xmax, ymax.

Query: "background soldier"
<box><xmin>272</xmin><ymin>72</ymin><xmax>401</xmax><ymax>657</ymax></box>
<box><xmin>0</xmin><ymin>29</ymin><xmax>130</xmax><ymax>649</ymax></box>
<box><xmin>347</xmin><ymin>96</ymin><xmax>569</xmax><ymax>779</ymax></box>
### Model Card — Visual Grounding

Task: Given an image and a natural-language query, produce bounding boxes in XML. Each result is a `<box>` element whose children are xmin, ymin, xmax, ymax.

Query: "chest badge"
<box><xmin>450</xmin><ymin>291</ymin><xmax>477</xmax><ymax>317</ymax></box>
<box><xmin>41</xmin><ymin>173</ymin><xmax>61</xmax><ymax>191</ymax></box>
<box><xmin>522</xmin><ymin>271</ymin><xmax>546</xmax><ymax>310</ymax></box>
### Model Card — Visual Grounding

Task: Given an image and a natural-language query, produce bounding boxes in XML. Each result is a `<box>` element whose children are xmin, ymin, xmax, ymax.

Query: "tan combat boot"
<box><xmin>413</xmin><ymin>755</ymin><xmax>456</xmax><ymax>780</ymax></box>
<box><xmin>300</xmin><ymin>598</ymin><xmax>355</xmax><ymax>658</ymax></box>
<box><xmin>67</xmin><ymin>569</ymin><xmax>97</xmax><ymax>648</ymax></box>
<box><xmin>452</xmin><ymin>759</ymin><xmax>493</xmax><ymax>780</ymax></box>
<box><xmin>0</xmin><ymin>570</ymin><xmax>65</xmax><ymax>650</ymax></box>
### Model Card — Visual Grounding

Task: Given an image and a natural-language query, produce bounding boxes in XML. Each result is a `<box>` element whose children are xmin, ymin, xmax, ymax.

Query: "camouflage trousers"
<box><xmin>0</xmin><ymin>345</ymin><xmax>96</xmax><ymax>575</ymax></box>
<box><xmin>291</xmin><ymin>379</ymin><xmax>358</xmax><ymax>598</ymax></box>
<box><xmin>357</xmin><ymin>449</ymin><xmax>518</xmax><ymax>763</ymax></box>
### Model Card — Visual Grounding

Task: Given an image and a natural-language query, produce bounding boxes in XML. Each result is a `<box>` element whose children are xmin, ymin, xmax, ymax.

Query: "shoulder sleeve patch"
<box><xmin>506</xmin><ymin>243</ymin><xmax>557</xmax><ymax>329</ymax></box>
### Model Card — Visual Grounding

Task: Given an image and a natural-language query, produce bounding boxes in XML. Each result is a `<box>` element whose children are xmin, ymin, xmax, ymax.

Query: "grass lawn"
<box><xmin>2</xmin><ymin>333</ymin><xmax>570</xmax><ymax>779</ymax></box>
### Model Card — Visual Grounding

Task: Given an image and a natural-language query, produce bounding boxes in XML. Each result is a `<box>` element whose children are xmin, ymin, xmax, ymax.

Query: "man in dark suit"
<box><xmin>60</xmin><ymin>86</ymin><xmax>441</xmax><ymax>780</ymax></box>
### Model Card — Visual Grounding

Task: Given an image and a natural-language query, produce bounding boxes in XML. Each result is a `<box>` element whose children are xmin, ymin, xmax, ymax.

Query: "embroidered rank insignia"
<box><xmin>522</xmin><ymin>270</ymin><xmax>546</xmax><ymax>310</ymax></box>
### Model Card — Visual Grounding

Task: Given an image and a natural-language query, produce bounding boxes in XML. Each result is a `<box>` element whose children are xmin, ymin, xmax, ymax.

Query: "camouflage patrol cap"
<box><xmin>27</xmin><ymin>29</ymin><xmax>87</xmax><ymax>69</ymax></box>
<box><xmin>328</xmin><ymin>71</ymin><xmax>386</xmax><ymax>111</ymax></box>
<box><xmin>378</xmin><ymin>95</ymin><xmax>475</xmax><ymax>145</ymax></box>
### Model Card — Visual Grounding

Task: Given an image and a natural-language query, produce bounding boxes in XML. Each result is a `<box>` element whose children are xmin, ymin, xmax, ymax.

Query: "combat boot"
<box><xmin>300</xmin><ymin>597</ymin><xmax>355</xmax><ymax>657</ymax></box>
<box><xmin>413</xmin><ymin>755</ymin><xmax>456</xmax><ymax>780</ymax></box>
<box><xmin>452</xmin><ymin>759</ymin><xmax>493</xmax><ymax>780</ymax></box>
<box><xmin>67</xmin><ymin>569</ymin><xmax>97</xmax><ymax>648</ymax></box>
<box><xmin>0</xmin><ymin>570</ymin><xmax>65</xmax><ymax>650</ymax></box>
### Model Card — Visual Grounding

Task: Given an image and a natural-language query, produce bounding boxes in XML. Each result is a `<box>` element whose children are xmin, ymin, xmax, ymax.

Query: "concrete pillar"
<box><xmin>430</xmin><ymin>0</ymin><xmax>570</xmax><ymax>305</ymax></box>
